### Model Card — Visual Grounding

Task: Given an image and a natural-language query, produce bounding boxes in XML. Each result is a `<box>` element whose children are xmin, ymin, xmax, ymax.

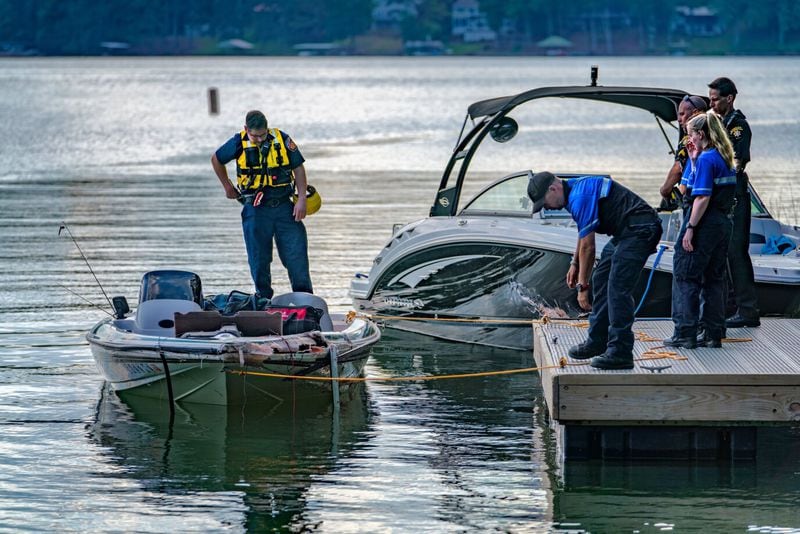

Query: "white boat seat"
<box><xmin>270</xmin><ymin>292</ymin><xmax>334</xmax><ymax>331</ymax></box>
<box><xmin>135</xmin><ymin>299</ymin><xmax>202</xmax><ymax>335</ymax></box>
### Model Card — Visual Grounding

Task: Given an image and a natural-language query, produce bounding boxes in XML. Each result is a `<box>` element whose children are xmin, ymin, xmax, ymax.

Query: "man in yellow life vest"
<box><xmin>211</xmin><ymin>110</ymin><xmax>312</xmax><ymax>299</ymax></box>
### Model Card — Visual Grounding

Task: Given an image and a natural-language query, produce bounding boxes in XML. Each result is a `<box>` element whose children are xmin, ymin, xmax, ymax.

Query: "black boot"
<box><xmin>696</xmin><ymin>332</ymin><xmax>722</xmax><ymax>348</ymax></box>
<box><xmin>725</xmin><ymin>313</ymin><xmax>760</xmax><ymax>328</ymax></box>
<box><xmin>568</xmin><ymin>341</ymin><xmax>606</xmax><ymax>360</ymax></box>
<box><xmin>663</xmin><ymin>334</ymin><xmax>697</xmax><ymax>349</ymax></box>
<box><xmin>590</xmin><ymin>352</ymin><xmax>633</xmax><ymax>370</ymax></box>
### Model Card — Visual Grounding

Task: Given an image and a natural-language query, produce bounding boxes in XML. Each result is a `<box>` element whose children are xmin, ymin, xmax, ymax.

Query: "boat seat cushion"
<box><xmin>232</xmin><ymin>311</ymin><xmax>282</xmax><ymax>337</ymax></box>
<box><xmin>174</xmin><ymin>310</ymin><xmax>283</xmax><ymax>337</ymax></box>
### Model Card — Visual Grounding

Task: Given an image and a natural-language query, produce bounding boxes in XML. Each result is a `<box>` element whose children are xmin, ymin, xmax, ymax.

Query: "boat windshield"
<box><xmin>461</xmin><ymin>172</ymin><xmax>533</xmax><ymax>216</ymax></box>
<box><xmin>139</xmin><ymin>270</ymin><xmax>204</xmax><ymax>305</ymax></box>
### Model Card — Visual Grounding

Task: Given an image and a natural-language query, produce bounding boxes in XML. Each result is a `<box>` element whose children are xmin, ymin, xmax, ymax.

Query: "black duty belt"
<box><xmin>239</xmin><ymin>193</ymin><xmax>291</xmax><ymax>207</ymax></box>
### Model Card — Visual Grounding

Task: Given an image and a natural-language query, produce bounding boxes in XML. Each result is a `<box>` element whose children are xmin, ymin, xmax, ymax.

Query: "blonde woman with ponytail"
<box><xmin>664</xmin><ymin>110</ymin><xmax>737</xmax><ymax>350</ymax></box>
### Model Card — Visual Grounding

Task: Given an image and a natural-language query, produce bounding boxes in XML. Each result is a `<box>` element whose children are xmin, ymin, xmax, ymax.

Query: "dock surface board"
<box><xmin>533</xmin><ymin>319</ymin><xmax>800</xmax><ymax>424</ymax></box>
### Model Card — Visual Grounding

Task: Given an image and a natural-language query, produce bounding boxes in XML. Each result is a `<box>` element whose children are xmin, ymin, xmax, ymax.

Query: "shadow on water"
<box><xmin>370</xmin><ymin>328</ymin><xmax>541</xmax><ymax>422</ymax></box>
<box><xmin>88</xmin><ymin>383</ymin><xmax>373</xmax><ymax>531</ymax></box>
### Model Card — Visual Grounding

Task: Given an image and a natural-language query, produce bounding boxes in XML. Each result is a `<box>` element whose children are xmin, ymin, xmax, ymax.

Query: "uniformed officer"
<box><xmin>659</xmin><ymin>94</ymin><xmax>708</xmax><ymax>206</ymax></box>
<box><xmin>211</xmin><ymin>110</ymin><xmax>313</xmax><ymax>299</ymax></box>
<box><xmin>665</xmin><ymin>111</ymin><xmax>737</xmax><ymax>348</ymax></box>
<box><xmin>528</xmin><ymin>172</ymin><xmax>662</xmax><ymax>370</ymax></box>
<box><xmin>708</xmin><ymin>77</ymin><xmax>759</xmax><ymax>328</ymax></box>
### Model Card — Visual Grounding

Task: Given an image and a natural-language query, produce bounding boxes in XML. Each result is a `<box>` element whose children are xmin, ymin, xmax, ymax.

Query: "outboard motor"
<box><xmin>138</xmin><ymin>270</ymin><xmax>204</xmax><ymax>306</ymax></box>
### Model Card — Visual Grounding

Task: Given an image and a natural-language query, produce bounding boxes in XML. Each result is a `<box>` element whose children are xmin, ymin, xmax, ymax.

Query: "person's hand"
<box><xmin>565</xmin><ymin>264</ymin><xmax>578</xmax><ymax>288</ymax></box>
<box><xmin>293</xmin><ymin>198</ymin><xmax>307</xmax><ymax>221</ymax></box>
<box><xmin>682</xmin><ymin>227</ymin><xmax>694</xmax><ymax>252</ymax></box>
<box><xmin>577</xmin><ymin>289</ymin><xmax>591</xmax><ymax>311</ymax></box>
<box><xmin>687</xmin><ymin>140</ymin><xmax>700</xmax><ymax>160</ymax></box>
<box><xmin>224</xmin><ymin>183</ymin><xmax>240</xmax><ymax>200</ymax></box>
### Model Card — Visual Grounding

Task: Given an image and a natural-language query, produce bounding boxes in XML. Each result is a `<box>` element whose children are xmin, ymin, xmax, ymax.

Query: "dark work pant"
<box><xmin>727</xmin><ymin>192</ymin><xmax>759</xmax><ymax>318</ymax></box>
<box><xmin>586</xmin><ymin>221</ymin><xmax>662</xmax><ymax>357</ymax></box>
<box><xmin>672</xmin><ymin>210</ymin><xmax>733</xmax><ymax>339</ymax></box>
<box><xmin>241</xmin><ymin>201</ymin><xmax>313</xmax><ymax>299</ymax></box>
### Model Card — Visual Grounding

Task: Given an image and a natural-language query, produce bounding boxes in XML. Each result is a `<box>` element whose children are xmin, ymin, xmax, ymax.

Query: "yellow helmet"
<box><xmin>293</xmin><ymin>184</ymin><xmax>322</xmax><ymax>215</ymax></box>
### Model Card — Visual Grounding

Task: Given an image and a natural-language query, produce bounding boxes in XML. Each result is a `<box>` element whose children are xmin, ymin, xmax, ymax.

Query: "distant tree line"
<box><xmin>0</xmin><ymin>0</ymin><xmax>797</xmax><ymax>55</ymax></box>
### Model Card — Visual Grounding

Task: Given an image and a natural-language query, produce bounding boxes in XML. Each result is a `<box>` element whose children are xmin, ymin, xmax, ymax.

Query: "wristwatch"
<box><xmin>576</xmin><ymin>283</ymin><xmax>591</xmax><ymax>293</ymax></box>
<box><xmin>686</xmin><ymin>222</ymin><xmax>695</xmax><ymax>230</ymax></box>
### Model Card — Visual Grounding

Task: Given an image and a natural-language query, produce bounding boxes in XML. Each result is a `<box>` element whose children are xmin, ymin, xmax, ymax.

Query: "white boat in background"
<box><xmin>87</xmin><ymin>270</ymin><xmax>381</xmax><ymax>405</ymax></box>
<box><xmin>351</xmin><ymin>74</ymin><xmax>800</xmax><ymax>350</ymax></box>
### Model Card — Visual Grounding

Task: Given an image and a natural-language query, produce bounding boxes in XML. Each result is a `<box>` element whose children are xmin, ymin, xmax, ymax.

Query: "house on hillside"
<box><xmin>372</xmin><ymin>0</ymin><xmax>420</xmax><ymax>30</ymax></box>
<box><xmin>451</xmin><ymin>0</ymin><xmax>496</xmax><ymax>43</ymax></box>
<box><xmin>671</xmin><ymin>5</ymin><xmax>724</xmax><ymax>37</ymax></box>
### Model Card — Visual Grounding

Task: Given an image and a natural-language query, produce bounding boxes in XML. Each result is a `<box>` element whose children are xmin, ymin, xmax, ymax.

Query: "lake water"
<box><xmin>1</xmin><ymin>56</ymin><xmax>799</xmax><ymax>532</ymax></box>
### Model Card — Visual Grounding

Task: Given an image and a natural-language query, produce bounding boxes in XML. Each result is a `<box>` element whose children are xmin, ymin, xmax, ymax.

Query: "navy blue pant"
<box><xmin>671</xmin><ymin>210</ymin><xmax>732</xmax><ymax>339</ymax></box>
<box><xmin>727</xmin><ymin>192</ymin><xmax>759</xmax><ymax>318</ymax></box>
<box><xmin>586</xmin><ymin>221</ymin><xmax>662</xmax><ymax>357</ymax></box>
<box><xmin>241</xmin><ymin>201</ymin><xmax>313</xmax><ymax>299</ymax></box>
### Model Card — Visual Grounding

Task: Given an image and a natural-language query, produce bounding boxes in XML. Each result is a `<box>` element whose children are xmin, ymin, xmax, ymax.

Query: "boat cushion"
<box><xmin>174</xmin><ymin>310</ymin><xmax>283</xmax><ymax>337</ymax></box>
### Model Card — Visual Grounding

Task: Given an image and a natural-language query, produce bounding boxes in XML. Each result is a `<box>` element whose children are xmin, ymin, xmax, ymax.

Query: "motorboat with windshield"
<box><xmin>350</xmin><ymin>75</ymin><xmax>800</xmax><ymax>350</ymax></box>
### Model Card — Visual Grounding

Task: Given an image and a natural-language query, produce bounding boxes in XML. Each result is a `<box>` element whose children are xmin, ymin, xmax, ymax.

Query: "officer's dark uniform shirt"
<box><xmin>564</xmin><ymin>176</ymin><xmax>656</xmax><ymax>239</ymax></box>
<box><xmin>723</xmin><ymin>109</ymin><xmax>751</xmax><ymax>194</ymax></box>
<box><xmin>674</xmin><ymin>134</ymin><xmax>690</xmax><ymax>170</ymax></box>
<box><xmin>723</xmin><ymin>109</ymin><xmax>751</xmax><ymax>168</ymax></box>
<box><xmin>215</xmin><ymin>129</ymin><xmax>305</xmax><ymax>198</ymax></box>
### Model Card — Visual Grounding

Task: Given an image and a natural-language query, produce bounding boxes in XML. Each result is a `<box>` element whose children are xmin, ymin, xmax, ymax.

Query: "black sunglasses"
<box><xmin>682</xmin><ymin>94</ymin><xmax>706</xmax><ymax>110</ymax></box>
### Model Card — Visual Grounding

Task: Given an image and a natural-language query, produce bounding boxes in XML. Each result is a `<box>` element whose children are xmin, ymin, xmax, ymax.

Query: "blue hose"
<box><xmin>634</xmin><ymin>244</ymin><xmax>667</xmax><ymax>316</ymax></box>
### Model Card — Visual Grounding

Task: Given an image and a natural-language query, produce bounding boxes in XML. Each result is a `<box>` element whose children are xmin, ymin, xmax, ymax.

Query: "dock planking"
<box><xmin>533</xmin><ymin>318</ymin><xmax>800</xmax><ymax>460</ymax></box>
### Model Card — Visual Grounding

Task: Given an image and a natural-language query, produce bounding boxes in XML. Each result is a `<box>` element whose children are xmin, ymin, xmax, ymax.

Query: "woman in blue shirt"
<box><xmin>665</xmin><ymin>111</ymin><xmax>737</xmax><ymax>348</ymax></box>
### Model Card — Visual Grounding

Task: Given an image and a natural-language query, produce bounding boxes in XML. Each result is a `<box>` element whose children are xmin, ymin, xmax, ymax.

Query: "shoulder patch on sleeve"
<box><xmin>730</xmin><ymin>126</ymin><xmax>743</xmax><ymax>139</ymax></box>
<box><xmin>287</xmin><ymin>139</ymin><xmax>298</xmax><ymax>151</ymax></box>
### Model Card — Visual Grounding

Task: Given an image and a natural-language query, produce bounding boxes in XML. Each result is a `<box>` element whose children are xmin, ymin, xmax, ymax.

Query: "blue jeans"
<box><xmin>672</xmin><ymin>210</ymin><xmax>732</xmax><ymax>339</ymax></box>
<box><xmin>241</xmin><ymin>201</ymin><xmax>312</xmax><ymax>299</ymax></box>
<box><xmin>586</xmin><ymin>221</ymin><xmax>662</xmax><ymax>357</ymax></box>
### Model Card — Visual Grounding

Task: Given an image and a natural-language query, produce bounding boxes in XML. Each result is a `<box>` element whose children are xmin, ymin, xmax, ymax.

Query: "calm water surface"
<box><xmin>1</xmin><ymin>57</ymin><xmax>799</xmax><ymax>532</ymax></box>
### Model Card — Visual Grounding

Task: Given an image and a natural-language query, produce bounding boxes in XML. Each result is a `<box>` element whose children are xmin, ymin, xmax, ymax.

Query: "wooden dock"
<box><xmin>533</xmin><ymin>318</ymin><xmax>800</xmax><ymax>460</ymax></box>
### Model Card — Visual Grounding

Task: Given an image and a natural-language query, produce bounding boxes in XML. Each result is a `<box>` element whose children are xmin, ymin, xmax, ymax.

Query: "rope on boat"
<box><xmin>225</xmin><ymin>350</ymin><xmax>689</xmax><ymax>383</ymax></box>
<box><xmin>349</xmin><ymin>311</ymin><xmax>752</xmax><ymax>344</ymax></box>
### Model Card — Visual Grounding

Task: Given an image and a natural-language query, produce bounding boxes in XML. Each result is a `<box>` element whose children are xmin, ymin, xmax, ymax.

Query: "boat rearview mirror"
<box><xmin>489</xmin><ymin>117</ymin><xmax>518</xmax><ymax>143</ymax></box>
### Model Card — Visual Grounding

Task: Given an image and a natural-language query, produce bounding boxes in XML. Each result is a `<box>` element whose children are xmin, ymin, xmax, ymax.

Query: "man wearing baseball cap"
<box><xmin>528</xmin><ymin>172</ymin><xmax>662</xmax><ymax>370</ymax></box>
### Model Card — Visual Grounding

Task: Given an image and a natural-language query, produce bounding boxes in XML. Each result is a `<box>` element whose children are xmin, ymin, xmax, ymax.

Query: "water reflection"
<box><xmin>552</xmin><ymin>427</ymin><xmax>800</xmax><ymax>532</ymax></box>
<box><xmin>89</xmin><ymin>384</ymin><xmax>372</xmax><ymax>530</ymax></box>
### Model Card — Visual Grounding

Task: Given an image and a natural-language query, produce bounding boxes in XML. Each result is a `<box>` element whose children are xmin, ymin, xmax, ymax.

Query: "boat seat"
<box><xmin>135</xmin><ymin>299</ymin><xmax>203</xmax><ymax>336</ymax></box>
<box><xmin>231</xmin><ymin>311</ymin><xmax>282</xmax><ymax>337</ymax></box>
<box><xmin>174</xmin><ymin>310</ymin><xmax>282</xmax><ymax>337</ymax></box>
<box><xmin>271</xmin><ymin>292</ymin><xmax>334</xmax><ymax>331</ymax></box>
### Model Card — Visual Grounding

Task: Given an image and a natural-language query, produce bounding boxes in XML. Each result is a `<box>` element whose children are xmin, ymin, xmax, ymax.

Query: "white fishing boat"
<box><xmin>87</xmin><ymin>270</ymin><xmax>381</xmax><ymax>405</ymax></box>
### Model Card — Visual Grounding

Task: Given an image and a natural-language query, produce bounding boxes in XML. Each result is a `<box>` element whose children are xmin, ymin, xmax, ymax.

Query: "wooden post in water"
<box><xmin>208</xmin><ymin>87</ymin><xmax>219</xmax><ymax>115</ymax></box>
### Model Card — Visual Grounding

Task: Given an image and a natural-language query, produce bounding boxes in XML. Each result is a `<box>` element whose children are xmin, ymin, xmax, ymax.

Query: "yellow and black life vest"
<box><xmin>235</xmin><ymin>128</ymin><xmax>293</xmax><ymax>192</ymax></box>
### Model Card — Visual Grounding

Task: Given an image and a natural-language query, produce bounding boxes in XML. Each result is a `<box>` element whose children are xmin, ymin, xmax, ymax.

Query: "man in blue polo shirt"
<box><xmin>528</xmin><ymin>172</ymin><xmax>662</xmax><ymax>370</ymax></box>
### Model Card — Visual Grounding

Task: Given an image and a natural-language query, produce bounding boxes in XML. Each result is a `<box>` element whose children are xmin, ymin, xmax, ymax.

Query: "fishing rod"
<box><xmin>58</xmin><ymin>222</ymin><xmax>115</xmax><ymax>314</ymax></box>
<box><xmin>56</xmin><ymin>281</ymin><xmax>114</xmax><ymax>317</ymax></box>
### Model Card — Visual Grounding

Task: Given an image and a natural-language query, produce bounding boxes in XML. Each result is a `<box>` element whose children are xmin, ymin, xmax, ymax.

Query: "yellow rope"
<box><xmin>226</xmin><ymin>349</ymin><xmax>686</xmax><ymax>382</ymax></box>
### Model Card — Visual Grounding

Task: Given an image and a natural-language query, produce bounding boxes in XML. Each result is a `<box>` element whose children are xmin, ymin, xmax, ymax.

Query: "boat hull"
<box><xmin>352</xmin><ymin>221</ymin><xmax>800</xmax><ymax>350</ymax></box>
<box><xmin>88</xmin><ymin>316</ymin><xmax>380</xmax><ymax>405</ymax></box>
